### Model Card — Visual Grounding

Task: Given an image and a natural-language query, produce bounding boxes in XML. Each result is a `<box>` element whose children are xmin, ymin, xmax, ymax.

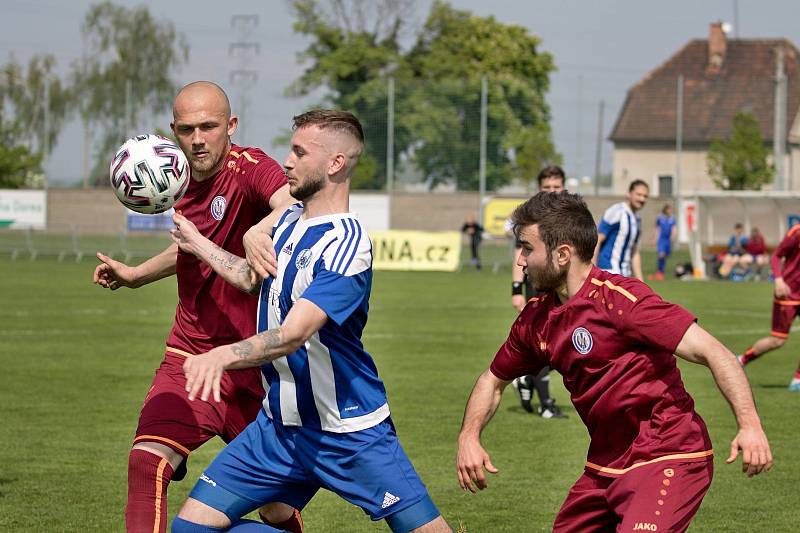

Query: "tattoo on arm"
<box><xmin>231</xmin><ymin>329</ymin><xmax>284</xmax><ymax>365</ymax></box>
<box><xmin>208</xmin><ymin>244</ymin><xmax>239</xmax><ymax>271</ymax></box>
<box><xmin>231</xmin><ymin>339</ymin><xmax>255</xmax><ymax>360</ymax></box>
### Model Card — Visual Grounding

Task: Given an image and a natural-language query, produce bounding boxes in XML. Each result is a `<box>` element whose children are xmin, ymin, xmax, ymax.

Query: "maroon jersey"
<box><xmin>491</xmin><ymin>265</ymin><xmax>712</xmax><ymax>477</ymax></box>
<box><xmin>771</xmin><ymin>225</ymin><xmax>800</xmax><ymax>300</ymax></box>
<box><xmin>166</xmin><ymin>145</ymin><xmax>287</xmax><ymax>355</ymax></box>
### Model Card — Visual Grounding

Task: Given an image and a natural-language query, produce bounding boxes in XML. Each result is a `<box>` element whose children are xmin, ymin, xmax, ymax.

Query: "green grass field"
<box><xmin>0</xmin><ymin>243</ymin><xmax>796</xmax><ymax>532</ymax></box>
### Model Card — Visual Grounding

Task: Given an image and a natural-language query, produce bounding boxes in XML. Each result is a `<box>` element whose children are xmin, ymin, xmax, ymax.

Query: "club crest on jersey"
<box><xmin>210</xmin><ymin>195</ymin><xmax>226</xmax><ymax>220</ymax></box>
<box><xmin>295</xmin><ymin>248</ymin><xmax>313</xmax><ymax>269</ymax></box>
<box><xmin>572</xmin><ymin>327</ymin><xmax>593</xmax><ymax>355</ymax></box>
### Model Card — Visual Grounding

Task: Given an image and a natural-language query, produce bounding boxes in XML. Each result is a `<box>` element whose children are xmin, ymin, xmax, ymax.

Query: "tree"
<box><xmin>72</xmin><ymin>1</ymin><xmax>188</xmax><ymax>187</ymax></box>
<box><xmin>0</xmin><ymin>119</ymin><xmax>43</xmax><ymax>188</ymax></box>
<box><xmin>0</xmin><ymin>54</ymin><xmax>72</xmax><ymax>159</ymax></box>
<box><xmin>288</xmin><ymin>0</ymin><xmax>558</xmax><ymax>190</ymax></box>
<box><xmin>707</xmin><ymin>111</ymin><xmax>773</xmax><ymax>190</ymax></box>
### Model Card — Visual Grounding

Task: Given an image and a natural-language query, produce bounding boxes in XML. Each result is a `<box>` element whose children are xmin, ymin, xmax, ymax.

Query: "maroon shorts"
<box><xmin>133</xmin><ymin>350</ymin><xmax>264</xmax><ymax>464</ymax></box>
<box><xmin>771</xmin><ymin>300</ymin><xmax>800</xmax><ymax>337</ymax></box>
<box><xmin>553</xmin><ymin>459</ymin><xmax>713</xmax><ymax>533</ymax></box>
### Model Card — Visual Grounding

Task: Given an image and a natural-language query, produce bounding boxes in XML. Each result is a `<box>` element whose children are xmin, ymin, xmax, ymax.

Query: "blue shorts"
<box><xmin>189</xmin><ymin>410</ymin><xmax>440</xmax><ymax>532</ymax></box>
<box><xmin>657</xmin><ymin>240</ymin><xmax>672</xmax><ymax>256</ymax></box>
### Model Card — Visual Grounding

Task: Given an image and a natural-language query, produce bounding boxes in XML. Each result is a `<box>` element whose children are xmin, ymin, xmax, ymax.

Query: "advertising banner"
<box><xmin>370</xmin><ymin>230</ymin><xmax>461</xmax><ymax>271</ymax></box>
<box><xmin>127</xmin><ymin>208</ymin><xmax>175</xmax><ymax>231</ymax></box>
<box><xmin>0</xmin><ymin>190</ymin><xmax>47</xmax><ymax>229</ymax></box>
<box><xmin>482</xmin><ymin>197</ymin><xmax>526</xmax><ymax>237</ymax></box>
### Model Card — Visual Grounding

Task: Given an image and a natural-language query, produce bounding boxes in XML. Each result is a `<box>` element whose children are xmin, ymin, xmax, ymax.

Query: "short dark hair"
<box><xmin>537</xmin><ymin>165</ymin><xmax>566</xmax><ymax>187</ymax></box>
<box><xmin>628</xmin><ymin>179</ymin><xmax>649</xmax><ymax>192</ymax></box>
<box><xmin>292</xmin><ymin>109</ymin><xmax>364</xmax><ymax>144</ymax></box>
<box><xmin>511</xmin><ymin>191</ymin><xmax>597</xmax><ymax>262</ymax></box>
<box><xmin>661</xmin><ymin>204</ymin><xmax>672</xmax><ymax>215</ymax></box>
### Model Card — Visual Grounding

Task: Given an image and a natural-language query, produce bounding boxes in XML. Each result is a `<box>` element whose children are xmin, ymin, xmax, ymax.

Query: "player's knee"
<box><xmin>129</xmin><ymin>447</ymin><xmax>176</xmax><ymax>487</ymax></box>
<box><xmin>258</xmin><ymin>502</ymin><xmax>295</xmax><ymax>524</ymax></box>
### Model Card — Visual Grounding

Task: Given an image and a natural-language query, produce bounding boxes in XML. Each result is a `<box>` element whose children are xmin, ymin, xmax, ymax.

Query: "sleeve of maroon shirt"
<box><xmin>617</xmin><ymin>285</ymin><xmax>696</xmax><ymax>354</ymax></box>
<box><xmin>490</xmin><ymin>308</ymin><xmax>547</xmax><ymax>380</ymax></box>
<box><xmin>771</xmin><ymin>231</ymin><xmax>798</xmax><ymax>278</ymax></box>
<box><xmin>243</xmin><ymin>149</ymin><xmax>289</xmax><ymax>207</ymax></box>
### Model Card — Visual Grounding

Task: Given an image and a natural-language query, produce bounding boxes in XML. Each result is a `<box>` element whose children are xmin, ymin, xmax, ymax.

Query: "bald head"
<box><xmin>171</xmin><ymin>81</ymin><xmax>238</xmax><ymax>181</ymax></box>
<box><xmin>173</xmin><ymin>81</ymin><xmax>231</xmax><ymax>119</ymax></box>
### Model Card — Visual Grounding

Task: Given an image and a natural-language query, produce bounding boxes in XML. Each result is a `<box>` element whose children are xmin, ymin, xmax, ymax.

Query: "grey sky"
<box><xmin>2</xmin><ymin>0</ymin><xmax>798</xmax><ymax>186</ymax></box>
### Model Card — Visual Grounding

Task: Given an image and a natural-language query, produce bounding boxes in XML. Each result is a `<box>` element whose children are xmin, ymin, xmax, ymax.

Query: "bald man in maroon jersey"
<box><xmin>93</xmin><ymin>81</ymin><xmax>302</xmax><ymax>533</ymax></box>
<box><xmin>456</xmin><ymin>191</ymin><xmax>772</xmax><ymax>532</ymax></box>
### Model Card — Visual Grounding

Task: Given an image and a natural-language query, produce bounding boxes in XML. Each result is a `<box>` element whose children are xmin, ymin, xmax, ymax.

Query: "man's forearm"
<box><xmin>193</xmin><ymin>238</ymin><xmax>258</xmax><ymax>294</ymax></box>
<box><xmin>632</xmin><ymin>249</ymin><xmax>643</xmax><ymax>280</ymax></box>
<box><xmin>221</xmin><ymin>327</ymin><xmax>302</xmax><ymax>369</ymax></box>
<box><xmin>130</xmin><ymin>244</ymin><xmax>178</xmax><ymax>287</ymax></box>
<box><xmin>459</xmin><ymin>369</ymin><xmax>507</xmax><ymax>441</ymax></box>
<box><xmin>706</xmin><ymin>346</ymin><xmax>763</xmax><ymax>430</ymax></box>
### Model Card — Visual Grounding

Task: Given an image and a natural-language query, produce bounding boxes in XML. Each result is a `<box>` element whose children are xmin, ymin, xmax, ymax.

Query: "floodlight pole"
<box><xmin>593</xmin><ymin>99</ymin><xmax>604</xmax><ymax>196</ymax></box>
<box><xmin>478</xmin><ymin>76</ymin><xmax>488</xmax><ymax>224</ymax></box>
<box><xmin>774</xmin><ymin>46</ymin><xmax>787</xmax><ymax>190</ymax></box>
<box><xmin>386</xmin><ymin>77</ymin><xmax>395</xmax><ymax>227</ymax></box>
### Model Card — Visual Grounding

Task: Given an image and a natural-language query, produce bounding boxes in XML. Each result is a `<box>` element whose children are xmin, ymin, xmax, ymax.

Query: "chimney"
<box><xmin>707</xmin><ymin>22</ymin><xmax>727</xmax><ymax>73</ymax></box>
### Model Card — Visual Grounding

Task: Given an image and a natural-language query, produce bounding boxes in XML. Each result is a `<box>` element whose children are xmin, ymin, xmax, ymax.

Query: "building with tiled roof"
<box><xmin>610</xmin><ymin>22</ymin><xmax>800</xmax><ymax>195</ymax></box>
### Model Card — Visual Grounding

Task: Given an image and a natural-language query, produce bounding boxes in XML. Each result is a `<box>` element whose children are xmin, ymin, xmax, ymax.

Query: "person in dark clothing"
<box><xmin>462</xmin><ymin>213</ymin><xmax>484</xmax><ymax>270</ymax></box>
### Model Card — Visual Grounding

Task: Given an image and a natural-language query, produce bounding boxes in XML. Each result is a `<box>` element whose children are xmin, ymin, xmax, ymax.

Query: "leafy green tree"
<box><xmin>0</xmin><ymin>119</ymin><xmax>43</xmax><ymax>188</ymax></box>
<box><xmin>288</xmin><ymin>0</ymin><xmax>558</xmax><ymax>190</ymax></box>
<box><xmin>707</xmin><ymin>112</ymin><xmax>773</xmax><ymax>190</ymax></box>
<box><xmin>72</xmin><ymin>1</ymin><xmax>188</xmax><ymax>186</ymax></box>
<box><xmin>0</xmin><ymin>54</ymin><xmax>72</xmax><ymax>158</ymax></box>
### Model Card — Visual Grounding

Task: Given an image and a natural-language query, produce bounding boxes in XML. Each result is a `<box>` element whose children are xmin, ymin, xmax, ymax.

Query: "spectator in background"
<box><xmin>719</xmin><ymin>223</ymin><xmax>748</xmax><ymax>279</ymax></box>
<box><xmin>462</xmin><ymin>212</ymin><xmax>484</xmax><ymax>270</ymax></box>
<box><xmin>649</xmin><ymin>204</ymin><xmax>677</xmax><ymax>281</ymax></box>
<box><xmin>741</xmin><ymin>227</ymin><xmax>770</xmax><ymax>280</ymax></box>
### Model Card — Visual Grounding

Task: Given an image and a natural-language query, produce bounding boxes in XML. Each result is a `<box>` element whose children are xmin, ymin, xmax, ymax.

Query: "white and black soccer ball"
<box><xmin>109</xmin><ymin>134</ymin><xmax>191</xmax><ymax>214</ymax></box>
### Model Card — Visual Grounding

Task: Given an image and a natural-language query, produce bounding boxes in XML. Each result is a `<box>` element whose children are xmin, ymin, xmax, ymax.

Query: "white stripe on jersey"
<box><xmin>258</xmin><ymin>204</ymin><xmax>387</xmax><ymax>433</ymax></box>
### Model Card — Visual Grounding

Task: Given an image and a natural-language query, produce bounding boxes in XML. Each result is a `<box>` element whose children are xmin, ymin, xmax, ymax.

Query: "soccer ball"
<box><xmin>110</xmin><ymin>134</ymin><xmax>191</xmax><ymax>214</ymax></box>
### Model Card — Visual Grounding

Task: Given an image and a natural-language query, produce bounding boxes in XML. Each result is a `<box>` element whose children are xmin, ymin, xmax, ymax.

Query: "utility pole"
<box><xmin>478</xmin><ymin>76</ymin><xmax>488</xmax><ymax>224</ymax></box>
<box><xmin>774</xmin><ymin>46</ymin><xmax>787</xmax><ymax>190</ymax></box>
<box><xmin>386</xmin><ymin>77</ymin><xmax>395</xmax><ymax>222</ymax></box>
<box><xmin>593</xmin><ymin>99</ymin><xmax>605</xmax><ymax>195</ymax></box>
<box><xmin>43</xmin><ymin>79</ymin><xmax>50</xmax><ymax>189</ymax></box>
<box><xmin>230</xmin><ymin>15</ymin><xmax>260</xmax><ymax>146</ymax></box>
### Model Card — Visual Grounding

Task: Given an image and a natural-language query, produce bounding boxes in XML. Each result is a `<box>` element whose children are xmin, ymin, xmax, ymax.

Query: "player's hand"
<box><xmin>774</xmin><ymin>278</ymin><xmax>790</xmax><ymax>299</ymax></box>
<box><xmin>456</xmin><ymin>438</ymin><xmax>499</xmax><ymax>493</ymax></box>
<box><xmin>170</xmin><ymin>212</ymin><xmax>201</xmax><ymax>256</ymax></box>
<box><xmin>93</xmin><ymin>252</ymin><xmax>137</xmax><ymax>290</ymax></box>
<box><xmin>183</xmin><ymin>348</ymin><xmax>229</xmax><ymax>403</ymax></box>
<box><xmin>511</xmin><ymin>294</ymin><xmax>526</xmax><ymax>312</ymax></box>
<box><xmin>244</xmin><ymin>224</ymin><xmax>277</xmax><ymax>278</ymax></box>
<box><xmin>726</xmin><ymin>426</ymin><xmax>773</xmax><ymax>477</ymax></box>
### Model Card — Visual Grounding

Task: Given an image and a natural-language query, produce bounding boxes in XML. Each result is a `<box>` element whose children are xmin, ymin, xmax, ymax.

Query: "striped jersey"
<box><xmin>597</xmin><ymin>201</ymin><xmax>641</xmax><ymax>277</ymax></box>
<box><xmin>256</xmin><ymin>203</ymin><xmax>389</xmax><ymax>433</ymax></box>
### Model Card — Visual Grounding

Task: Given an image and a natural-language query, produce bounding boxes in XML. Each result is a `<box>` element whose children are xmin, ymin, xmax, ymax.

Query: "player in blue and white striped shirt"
<box><xmin>170</xmin><ymin>110</ymin><xmax>451</xmax><ymax>533</ymax></box>
<box><xmin>594</xmin><ymin>180</ymin><xmax>649</xmax><ymax>280</ymax></box>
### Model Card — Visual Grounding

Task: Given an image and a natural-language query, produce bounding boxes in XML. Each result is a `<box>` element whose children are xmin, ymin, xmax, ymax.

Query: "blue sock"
<box><xmin>228</xmin><ymin>519</ymin><xmax>287</xmax><ymax>532</ymax></box>
<box><xmin>171</xmin><ymin>516</ymin><xmax>224</xmax><ymax>533</ymax></box>
<box><xmin>657</xmin><ymin>256</ymin><xmax>665</xmax><ymax>273</ymax></box>
<box><xmin>172</xmin><ymin>517</ymin><xmax>286</xmax><ymax>532</ymax></box>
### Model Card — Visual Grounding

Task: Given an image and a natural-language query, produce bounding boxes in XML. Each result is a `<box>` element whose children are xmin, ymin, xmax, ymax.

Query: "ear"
<box><xmin>227</xmin><ymin>115</ymin><xmax>238</xmax><ymax>137</ymax></box>
<box><xmin>169</xmin><ymin>122</ymin><xmax>176</xmax><ymax>135</ymax></box>
<box><xmin>554</xmin><ymin>244</ymin><xmax>572</xmax><ymax>267</ymax></box>
<box><xmin>327</xmin><ymin>152</ymin><xmax>347</xmax><ymax>176</ymax></box>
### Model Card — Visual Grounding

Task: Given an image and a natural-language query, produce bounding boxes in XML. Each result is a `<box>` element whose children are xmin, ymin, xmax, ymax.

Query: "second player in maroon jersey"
<box><xmin>456</xmin><ymin>191</ymin><xmax>771</xmax><ymax>532</ymax></box>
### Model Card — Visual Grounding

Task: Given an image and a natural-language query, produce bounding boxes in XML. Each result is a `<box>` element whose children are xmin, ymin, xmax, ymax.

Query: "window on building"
<box><xmin>658</xmin><ymin>174</ymin><xmax>674</xmax><ymax>197</ymax></box>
